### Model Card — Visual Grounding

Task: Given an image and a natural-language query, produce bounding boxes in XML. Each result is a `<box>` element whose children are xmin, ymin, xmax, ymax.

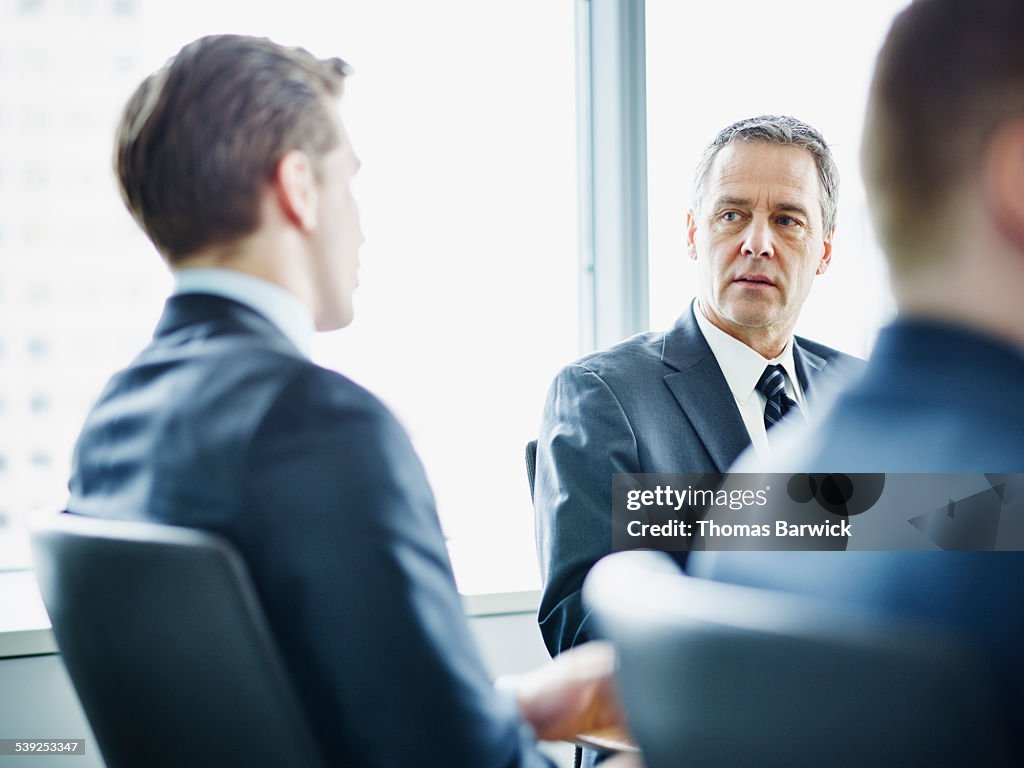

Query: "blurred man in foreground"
<box><xmin>67</xmin><ymin>34</ymin><xmax>635</xmax><ymax>767</ymax></box>
<box><xmin>694</xmin><ymin>0</ymin><xmax>1024</xmax><ymax>745</ymax></box>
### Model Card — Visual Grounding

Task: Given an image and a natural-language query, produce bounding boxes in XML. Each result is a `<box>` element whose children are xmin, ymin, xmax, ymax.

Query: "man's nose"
<box><xmin>740</xmin><ymin>218</ymin><xmax>775</xmax><ymax>258</ymax></box>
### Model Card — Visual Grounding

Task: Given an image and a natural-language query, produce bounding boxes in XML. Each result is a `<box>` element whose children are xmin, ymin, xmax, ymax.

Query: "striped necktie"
<box><xmin>756</xmin><ymin>364</ymin><xmax>801</xmax><ymax>432</ymax></box>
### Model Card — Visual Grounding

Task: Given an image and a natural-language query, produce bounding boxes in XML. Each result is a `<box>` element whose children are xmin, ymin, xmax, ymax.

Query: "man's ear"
<box><xmin>817</xmin><ymin>228</ymin><xmax>835</xmax><ymax>276</ymax></box>
<box><xmin>985</xmin><ymin>118</ymin><xmax>1024</xmax><ymax>251</ymax></box>
<box><xmin>686</xmin><ymin>210</ymin><xmax>698</xmax><ymax>260</ymax></box>
<box><xmin>275</xmin><ymin>150</ymin><xmax>319</xmax><ymax>232</ymax></box>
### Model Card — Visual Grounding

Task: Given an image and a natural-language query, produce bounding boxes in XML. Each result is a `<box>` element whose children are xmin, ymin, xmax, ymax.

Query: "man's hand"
<box><xmin>603</xmin><ymin>755</ymin><xmax>644</xmax><ymax>768</ymax></box>
<box><xmin>500</xmin><ymin>641</ymin><xmax>626</xmax><ymax>743</ymax></box>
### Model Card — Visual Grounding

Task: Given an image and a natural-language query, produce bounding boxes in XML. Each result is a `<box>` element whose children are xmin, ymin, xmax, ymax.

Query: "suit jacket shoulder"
<box><xmin>571</xmin><ymin>328</ymin><xmax>671</xmax><ymax>376</ymax></box>
<box><xmin>69</xmin><ymin>295</ymin><xmax>552</xmax><ymax>767</ymax></box>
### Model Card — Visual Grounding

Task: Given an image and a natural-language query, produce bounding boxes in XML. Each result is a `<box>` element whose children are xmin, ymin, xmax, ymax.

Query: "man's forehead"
<box><xmin>329</xmin><ymin>106</ymin><xmax>360</xmax><ymax>168</ymax></box>
<box><xmin>708</xmin><ymin>141</ymin><xmax>820</xmax><ymax>199</ymax></box>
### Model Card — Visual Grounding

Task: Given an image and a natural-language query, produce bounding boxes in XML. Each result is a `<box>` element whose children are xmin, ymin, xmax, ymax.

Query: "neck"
<box><xmin>172</xmin><ymin>226</ymin><xmax>316</xmax><ymax>321</ymax></box>
<box><xmin>697</xmin><ymin>299</ymin><xmax>792</xmax><ymax>359</ymax></box>
<box><xmin>893</xmin><ymin>250</ymin><xmax>1024</xmax><ymax>347</ymax></box>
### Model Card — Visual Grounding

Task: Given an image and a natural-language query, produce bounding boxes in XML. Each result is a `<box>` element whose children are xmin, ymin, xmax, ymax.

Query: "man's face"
<box><xmin>310</xmin><ymin>116</ymin><xmax>363</xmax><ymax>331</ymax></box>
<box><xmin>687</xmin><ymin>141</ymin><xmax>832</xmax><ymax>346</ymax></box>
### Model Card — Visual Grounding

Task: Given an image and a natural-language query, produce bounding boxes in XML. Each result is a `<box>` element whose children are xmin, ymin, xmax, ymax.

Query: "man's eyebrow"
<box><xmin>710</xmin><ymin>196</ymin><xmax>814</xmax><ymax>220</ymax></box>
<box><xmin>711</xmin><ymin>195</ymin><xmax>751</xmax><ymax>209</ymax></box>
<box><xmin>713</xmin><ymin>196</ymin><xmax>811</xmax><ymax>215</ymax></box>
<box><xmin>776</xmin><ymin>202</ymin><xmax>811</xmax><ymax>218</ymax></box>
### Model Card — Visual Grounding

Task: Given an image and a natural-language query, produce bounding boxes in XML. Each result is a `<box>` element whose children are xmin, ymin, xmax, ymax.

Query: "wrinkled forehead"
<box><xmin>709</xmin><ymin>142</ymin><xmax>819</xmax><ymax>196</ymax></box>
<box><xmin>705</xmin><ymin>141</ymin><xmax>825</xmax><ymax>225</ymax></box>
<box><xmin>320</xmin><ymin>99</ymin><xmax>360</xmax><ymax>168</ymax></box>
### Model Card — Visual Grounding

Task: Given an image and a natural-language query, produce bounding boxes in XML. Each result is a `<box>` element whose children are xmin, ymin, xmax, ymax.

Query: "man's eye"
<box><xmin>777</xmin><ymin>215</ymin><xmax>800</xmax><ymax>226</ymax></box>
<box><xmin>721</xmin><ymin>211</ymin><xmax>740</xmax><ymax>222</ymax></box>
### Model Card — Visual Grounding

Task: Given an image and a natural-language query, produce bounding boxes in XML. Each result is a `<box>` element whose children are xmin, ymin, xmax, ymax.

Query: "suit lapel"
<box><xmin>661</xmin><ymin>306</ymin><xmax>751</xmax><ymax>472</ymax></box>
<box><xmin>793</xmin><ymin>339</ymin><xmax>827</xmax><ymax>400</ymax></box>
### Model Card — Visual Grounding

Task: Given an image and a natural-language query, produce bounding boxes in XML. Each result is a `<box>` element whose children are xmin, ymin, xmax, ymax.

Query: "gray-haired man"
<box><xmin>534</xmin><ymin>116</ymin><xmax>863</xmax><ymax>678</ymax></box>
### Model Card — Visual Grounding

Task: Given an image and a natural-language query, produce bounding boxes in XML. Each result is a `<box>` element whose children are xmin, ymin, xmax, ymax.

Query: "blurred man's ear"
<box><xmin>984</xmin><ymin>118</ymin><xmax>1024</xmax><ymax>251</ymax></box>
<box><xmin>275</xmin><ymin>150</ymin><xmax>319</xmax><ymax>232</ymax></box>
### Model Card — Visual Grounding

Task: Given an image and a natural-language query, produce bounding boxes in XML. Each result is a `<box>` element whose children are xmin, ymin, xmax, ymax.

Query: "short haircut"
<box><xmin>692</xmin><ymin>115</ymin><xmax>839</xmax><ymax>234</ymax></box>
<box><xmin>115</xmin><ymin>34</ymin><xmax>350</xmax><ymax>262</ymax></box>
<box><xmin>862</xmin><ymin>0</ymin><xmax>1024</xmax><ymax>267</ymax></box>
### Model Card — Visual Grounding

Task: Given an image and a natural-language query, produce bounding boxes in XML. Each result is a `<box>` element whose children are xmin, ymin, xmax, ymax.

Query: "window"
<box><xmin>0</xmin><ymin>1</ymin><xmax>577</xmax><ymax>592</ymax></box>
<box><xmin>645</xmin><ymin>0</ymin><xmax>909</xmax><ymax>356</ymax></box>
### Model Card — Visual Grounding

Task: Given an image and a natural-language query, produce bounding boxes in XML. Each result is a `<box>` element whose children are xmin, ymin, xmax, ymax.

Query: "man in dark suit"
<box><xmin>693</xmin><ymin>0</ymin><xmax>1024</xmax><ymax>739</ymax></box>
<box><xmin>67</xmin><ymin>34</ymin><xmax>636</xmax><ymax>768</ymax></box>
<box><xmin>535</xmin><ymin>115</ymin><xmax>862</xmax><ymax>662</ymax></box>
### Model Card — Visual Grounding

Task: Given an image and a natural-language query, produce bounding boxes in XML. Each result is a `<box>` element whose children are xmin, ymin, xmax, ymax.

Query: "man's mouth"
<box><xmin>733</xmin><ymin>274</ymin><xmax>776</xmax><ymax>287</ymax></box>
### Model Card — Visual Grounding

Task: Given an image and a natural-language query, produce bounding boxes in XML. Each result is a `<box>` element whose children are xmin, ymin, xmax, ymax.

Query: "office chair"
<box><xmin>525</xmin><ymin>439</ymin><xmax>538</xmax><ymax>503</ymax></box>
<box><xmin>583</xmin><ymin>550</ymin><xmax>1014</xmax><ymax>768</ymax></box>
<box><xmin>30</xmin><ymin>509</ymin><xmax>326</xmax><ymax>768</ymax></box>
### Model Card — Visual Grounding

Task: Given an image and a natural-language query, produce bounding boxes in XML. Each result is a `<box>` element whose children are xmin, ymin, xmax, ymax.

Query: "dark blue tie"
<box><xmin>756</xmin><ymin>364</ymin><xmax>800</xmax><ymax>432</ymax></box>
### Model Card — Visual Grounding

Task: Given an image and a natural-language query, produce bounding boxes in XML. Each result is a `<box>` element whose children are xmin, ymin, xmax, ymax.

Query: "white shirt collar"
<box><xmin>693</xmin><ymin>298</ymin><xmax>804</xmax><ymax>407</ymax></box>
<box><xmin>172</xmin><ymin>268</ymin><xmax>315</xmax><ymax>358</ymax></box>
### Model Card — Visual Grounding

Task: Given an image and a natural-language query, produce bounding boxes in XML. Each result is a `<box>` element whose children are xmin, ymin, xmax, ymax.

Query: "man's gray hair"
<box><xmin>691</xmin><ymin>115</ymin><xmax>839</xmax><ymax>233</ymax></box>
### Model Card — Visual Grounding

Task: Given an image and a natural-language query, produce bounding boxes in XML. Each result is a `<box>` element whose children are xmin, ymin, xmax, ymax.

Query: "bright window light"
<box><xmin>0</xmin><ymin>1</ymin><xmax>577</xmax><ymax>594</ymax></box>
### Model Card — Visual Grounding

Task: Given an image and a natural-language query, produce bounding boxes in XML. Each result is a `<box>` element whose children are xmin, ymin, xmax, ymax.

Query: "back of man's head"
<box><xmin>115</xmin><ymin>34</ymin><xmax>350</xmax><ymax>262</ymax></box>
<box><xmin>863</xmin><ymin>0</ymin><xmax>1024</xmax><ymax>276</ymax></box>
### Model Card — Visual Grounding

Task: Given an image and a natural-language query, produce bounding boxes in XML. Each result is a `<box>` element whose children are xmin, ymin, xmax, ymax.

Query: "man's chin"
<box><xmin>719</xmin><ymin>300</ymin><xmax>780</xmax><ymax>330</ymax></box>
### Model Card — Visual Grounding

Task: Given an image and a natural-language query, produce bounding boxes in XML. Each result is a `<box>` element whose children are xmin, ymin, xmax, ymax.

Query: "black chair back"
<box><xmin>30</xmin><ymin>510</ymin><xmax>326</xmax><ymax>768</ymax></box>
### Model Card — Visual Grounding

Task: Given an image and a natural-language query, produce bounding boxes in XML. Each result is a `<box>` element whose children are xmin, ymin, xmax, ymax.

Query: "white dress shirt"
<box><xmin>693</xmin><ymin>299</ymin><xmax>806</xmax><ymax>457</ymax></box>
<box><xmin>172</xmin><ymin>268</ymin><xmax>316</xmax><ymax>358</ymax></box>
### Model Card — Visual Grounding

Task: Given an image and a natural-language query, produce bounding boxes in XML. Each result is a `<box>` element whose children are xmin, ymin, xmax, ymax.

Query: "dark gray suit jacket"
<box><xmin>68</xmin><ymin>294</ymin><xmax>551</xmax><ymax>768</ymax></box>
<box><xmin>535</xmin><ymin>304</ymin><xmax>860</xmax><ymax>657</ymax></box>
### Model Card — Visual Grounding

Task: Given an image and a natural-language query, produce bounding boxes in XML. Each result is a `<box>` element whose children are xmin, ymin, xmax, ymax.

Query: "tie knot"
<box><xmin>756</xmin><ymin>365</ymin><xmax>788</xmax><ymax>400</ymax></box>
